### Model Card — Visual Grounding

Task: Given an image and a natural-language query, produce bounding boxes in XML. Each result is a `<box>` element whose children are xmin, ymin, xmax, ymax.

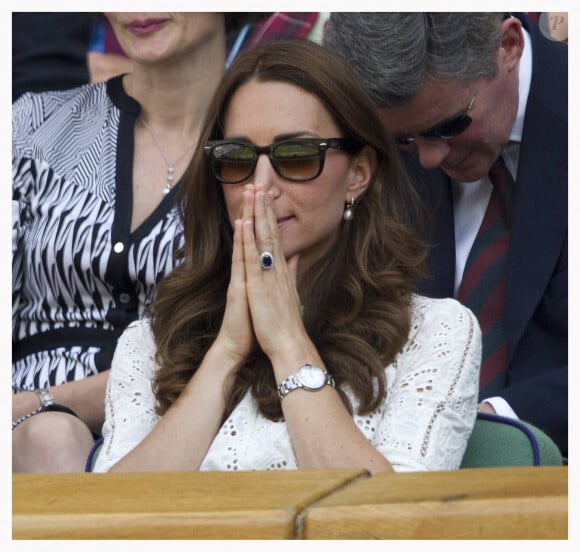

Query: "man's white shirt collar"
<box><xmin>510</xmin><ymin>27</ymin><xmax>532</xmax><ymax>143</ymax></box>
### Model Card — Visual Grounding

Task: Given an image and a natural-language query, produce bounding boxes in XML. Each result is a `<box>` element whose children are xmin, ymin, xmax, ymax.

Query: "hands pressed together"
<box><xmin>215</xmin><ymin>183</ymin><xmax>307</xmax><ymax>374</ymax></box>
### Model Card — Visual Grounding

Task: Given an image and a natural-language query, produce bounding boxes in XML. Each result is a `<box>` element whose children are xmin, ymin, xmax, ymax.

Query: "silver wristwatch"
<box><xmin>277</xmin><ymin>364</ymin><xmax>335</xmax><ymax>400</ymax></box>
<box><xmin>34</xmin><ymin>388</ymin><xmax>56</xmax><ymax>408</ymax></box>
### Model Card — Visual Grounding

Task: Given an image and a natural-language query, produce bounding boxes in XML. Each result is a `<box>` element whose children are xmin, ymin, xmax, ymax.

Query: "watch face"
<box><xmin>298</xmin><ymin>364</ymin><xmax>326</xmax><ymax>390</ymax></box>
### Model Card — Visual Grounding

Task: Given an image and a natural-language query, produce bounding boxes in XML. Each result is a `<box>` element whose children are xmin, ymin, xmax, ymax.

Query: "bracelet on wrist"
<box><xmin>34</xmin><ymin>388</ymin><xmax>56</xmax><ymax>408</ymax></box>
<box><xmin>12</xmin><ymin>388</ymin><xmax>57</xmax><ymax>431</ymax></box>
<box><xmin>12</xmin><ymin>406</ymin><xmax>45</xmax><ymax>430</ymax></box>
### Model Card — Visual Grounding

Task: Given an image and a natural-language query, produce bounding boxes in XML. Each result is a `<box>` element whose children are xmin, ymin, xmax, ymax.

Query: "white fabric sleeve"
<box><xmin>372</xmin><ymin>297</ymin><xmax>482</xmax><ymax>472</ymax></box>
<box><xmin>92</xmin><ymin>319</ymin><xmax>161</xmax><ymax>472</ymax></box>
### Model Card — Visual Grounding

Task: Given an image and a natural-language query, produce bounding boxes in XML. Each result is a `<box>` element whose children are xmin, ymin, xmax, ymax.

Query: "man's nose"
<box><xmin>415</xmin><ymin>140</ymin><xmax>451</xmax><ymax>170</ymax></box>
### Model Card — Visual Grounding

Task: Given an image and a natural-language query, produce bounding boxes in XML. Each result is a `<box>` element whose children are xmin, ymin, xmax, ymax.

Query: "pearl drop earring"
<box><xmin>343</xmin><ymin>197</ymin><xmax>354</xmax><ymax>221</ymax></box>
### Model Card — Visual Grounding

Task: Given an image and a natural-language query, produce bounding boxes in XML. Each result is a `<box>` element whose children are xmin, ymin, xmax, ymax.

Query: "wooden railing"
<box><xmin>13</xmin><ymin>466</ymin><xmax>567</xmax><ymax>539</ymax></box>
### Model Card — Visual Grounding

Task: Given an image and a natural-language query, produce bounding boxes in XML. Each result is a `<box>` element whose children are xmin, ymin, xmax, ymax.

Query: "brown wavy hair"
<box><xmin>150</xmin><ymin>39</ymin><xmax>427</xmax><ymax>422</ymax></box>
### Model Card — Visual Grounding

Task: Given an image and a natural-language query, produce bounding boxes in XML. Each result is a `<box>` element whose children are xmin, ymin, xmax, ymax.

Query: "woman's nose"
<box><xmin>252</xmin><ymin>154</ymin><xmax>277</xmax><ymax>190</ymax></box>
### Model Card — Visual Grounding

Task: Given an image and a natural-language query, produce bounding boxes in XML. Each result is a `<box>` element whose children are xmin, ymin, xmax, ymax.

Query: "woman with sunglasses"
<box><xmin>92</xmin><ymin>39</ymin><xmax>481</xmax><ymax>474</ymax></box>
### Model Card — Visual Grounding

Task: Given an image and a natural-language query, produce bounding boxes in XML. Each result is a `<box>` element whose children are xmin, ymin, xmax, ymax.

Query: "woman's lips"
<box><xmin>127</xmin><ymin>18</ymin><xmax>169</xmax><ymax>36</ymax></box>
<box><xmin>277</xmin><ymin>216</ymin><xmax>293</xmax><ymax>230</ymax></box>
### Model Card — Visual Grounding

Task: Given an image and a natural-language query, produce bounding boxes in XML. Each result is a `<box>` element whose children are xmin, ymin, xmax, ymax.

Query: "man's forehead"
<box><xmin>377</xmin><ymin>79</ymin><xmax>474</xmax><ymax>133</ymax></box>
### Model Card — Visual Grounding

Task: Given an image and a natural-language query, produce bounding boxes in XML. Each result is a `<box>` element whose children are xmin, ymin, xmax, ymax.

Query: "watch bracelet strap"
<box><xmin>277</xmin><ymin>374</ymin><xmax>301</xmax><ymax>399</ymax></box>
<box><xmin>34</xmin><ymin>388</ymin><xmax>56</xmax><ymax>408</ymax></box>
<box><xmin>12</xmin><ymin>388</ymin><xmax>78</xmax><ymax>431</ymax></box>
<box><xmin>12</xmin><ymin>402</ymin><xmax>79</xmax><ymax>431</ymax></box>
<box><xmin>12</xmin><ymin>406</ymin><xmax>45</xmax><ymax>430</ymax></box>
<box><xmin>277</xmin><ymin>372</ymin><xmax>335</xmax><ymax>400</ymax></box>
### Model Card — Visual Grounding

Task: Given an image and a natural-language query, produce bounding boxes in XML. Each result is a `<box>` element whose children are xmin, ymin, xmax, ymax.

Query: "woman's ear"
<box><xmin>347</xmin><ymin>145</ymin><xmax>375</xmax><ymax>199</ymax></box>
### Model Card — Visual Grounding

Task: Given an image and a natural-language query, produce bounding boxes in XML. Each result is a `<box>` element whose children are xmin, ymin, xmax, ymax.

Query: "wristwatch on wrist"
<box><xmin>277</xmin><ymin>364</ymin><xmax>335</xmax><ymax>400</ymax></box>
<box><xmin>34</xmin><ymin>388</ymin><xmax>56</xmax><ymax>408</ymax></box>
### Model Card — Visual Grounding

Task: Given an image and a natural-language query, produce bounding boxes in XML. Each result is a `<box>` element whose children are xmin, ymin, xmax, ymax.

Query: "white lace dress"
<box><xmin>93</xmin><ymin>295</ymin><xmax>481</xmax><ymax>473</ymax></box>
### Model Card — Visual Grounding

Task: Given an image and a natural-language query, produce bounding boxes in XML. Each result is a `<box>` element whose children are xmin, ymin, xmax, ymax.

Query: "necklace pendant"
<box><xmin>164</xmin><ymin>164</ymin><xmax>175</xmax><ymax>194</ymax></box>
<box><xmin>139</xmin><ymin>117</ymin><xmax>194</xmax><ymax>196</ymax></box>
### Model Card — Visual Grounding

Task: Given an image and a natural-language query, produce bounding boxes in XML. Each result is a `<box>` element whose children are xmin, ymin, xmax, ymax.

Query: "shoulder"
<box><xmin>13</xmin><ymin>81</ymin><xmax>122</xmax><ymax>180</ymax></box>
<box><xmin>391</xmin><ymin>295</ymin><xmax>481</xmax><ymax>409</ymax></box>
<box><xmin>523</xmin><ymin>15</ymin><xmax>567</xmax><ymax>108</ymax></box>
<box><xmin>121</xmin><ymin>318</ymin><xmax>155</xmax><ymax>344</ymax></box>
<box><xmin>406</xmin><ymin>294</ymin><xmax>481</xmax><ymax>353</ymax></box>
<box><xmin>13</xmin><ymin>82</ymin><xmax>108</xmax><ymax>125</ymax></box>
<box><xmin>410</xmin><ymin>294</ymin><xmax>478</xmax><ymax>327</ymax></box>
<box><xmin>115</xmin><ymin>319</ymin><xmax>156</xmax><ymax>360</ymax></box>
<box><xmin>13</xmin><ymin>82</ymin><xmax>112</xmax><ymax>152</ymax></box>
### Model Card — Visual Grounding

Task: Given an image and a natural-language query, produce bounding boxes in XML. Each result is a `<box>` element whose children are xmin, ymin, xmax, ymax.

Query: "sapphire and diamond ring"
<box><xmin>259</xmin><ymin>251</ymin><xmax>274</xmax><ymax>270</ymax></box>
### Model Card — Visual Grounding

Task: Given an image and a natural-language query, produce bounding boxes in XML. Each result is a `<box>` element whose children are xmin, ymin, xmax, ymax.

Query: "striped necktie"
<box><xmin>458</xmin><ymin>156</ymin><xmax>514</xmax><ymax>394</ymax></box>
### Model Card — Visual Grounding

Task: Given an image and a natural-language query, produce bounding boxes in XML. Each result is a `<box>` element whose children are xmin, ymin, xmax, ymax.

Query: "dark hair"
<box><xmin>151</xmin><ymin>39</ymin><xmax>426</xmax><ymax>422</ymax></box>
<box><xmin>325</xmin><ymin>12</ymin><xmax>507</xmax><ymax>107</ymax></box>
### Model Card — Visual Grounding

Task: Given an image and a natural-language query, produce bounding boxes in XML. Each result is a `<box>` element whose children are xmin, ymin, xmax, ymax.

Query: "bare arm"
<box><xmin>242</xmin><ymin>186</ymin><xmax>392</xmax><ymax>475</ymax></box>
<box><xmin>271</xmin><ymin>337</ymin><xmax>393</xmax><ymax>475</ymax></box>
<box><xmin>108</xmin><ymin>344</ymin><xmax>239</xmax><ymax>472</ymax></box>
<box><xmin>13</xmin><ymin>371</ymin><xmax>109</xmax><ymax>433</ymax></box>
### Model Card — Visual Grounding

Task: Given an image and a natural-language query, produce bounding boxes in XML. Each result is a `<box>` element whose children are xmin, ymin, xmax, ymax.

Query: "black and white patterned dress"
<box><xmin>12</xmin><ymin>75</ymin><xmax>184</xmax><ymax>391</ymax></box>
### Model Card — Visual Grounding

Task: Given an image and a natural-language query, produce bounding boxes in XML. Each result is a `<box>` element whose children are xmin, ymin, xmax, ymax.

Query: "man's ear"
<box><xmin>499</xmin><ymin>16</ymin><xmax>524</xmax><ymax>72</ymax></box>
<box><xmin>347</xmin><ymin>145</ymin><xmax>375</xmax><ymax>199</ymax></box>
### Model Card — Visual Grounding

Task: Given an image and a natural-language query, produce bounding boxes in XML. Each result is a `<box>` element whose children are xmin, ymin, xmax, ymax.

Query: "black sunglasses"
<box><xmin>393</xmin><ymin>88</ymin><xmax>479</xmax><ymax>146</ymax></box>
<box><xmin>204</xmin><ymin>137</ymin><xmax>363</xmax><ymax>184</ymax></box>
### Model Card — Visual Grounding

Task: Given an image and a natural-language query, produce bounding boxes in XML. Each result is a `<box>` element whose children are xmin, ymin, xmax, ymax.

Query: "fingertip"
<box><xmin>264</xmin><ymin>191</ymin><xmax>274</xmax><ymax>208</ymax></box>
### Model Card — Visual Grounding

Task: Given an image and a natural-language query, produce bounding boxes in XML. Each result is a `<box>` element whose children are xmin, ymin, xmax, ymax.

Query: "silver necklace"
<box><xmin>139</xmin><ymin>117</ymin><xmax>195</xmax><ymax>194</ymax></box>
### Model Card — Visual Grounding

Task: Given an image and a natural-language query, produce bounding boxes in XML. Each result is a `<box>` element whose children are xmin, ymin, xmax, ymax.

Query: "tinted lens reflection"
<box><xmin>212</xmin><ymin>143</ymin><xmax>255</xmax><ymax>183</ymax></box>
<box><xmin>273</xmin><ymin>141</ymin><xmax>320</xmax><ymax>180</ymax></box>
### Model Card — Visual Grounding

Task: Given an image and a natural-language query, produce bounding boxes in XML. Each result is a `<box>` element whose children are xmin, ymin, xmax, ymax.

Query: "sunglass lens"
<box><xmin>272</xmin><ymin>141</ymin><xmax>321</xmax><ymax>180</ymax></box>
<box><xmin>427</xmin><ymin>114</ymin><xmax>472</xmax><ymax>140</ymax></box>
<box><xmin>212</xmin><ymin>143</ymin><xmax>255</xmax><ymax>183</ymax></box>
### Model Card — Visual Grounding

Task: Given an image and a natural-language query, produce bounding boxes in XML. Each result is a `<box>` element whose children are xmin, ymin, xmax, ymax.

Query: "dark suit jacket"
<box><xmin>12</xmin><ymin>13</ymin><xmax>94</xmax><ymax>102</ymax></box>
<box><xmin>407</xmin><ymin>14</ymin><xmax>568</xmax><ymax>456</ymax></box>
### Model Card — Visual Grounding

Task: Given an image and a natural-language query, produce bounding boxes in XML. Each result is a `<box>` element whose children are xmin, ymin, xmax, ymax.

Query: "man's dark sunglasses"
<box><xmin>394</xmin><ymin>89</ymin><xmax>479</xmax><ymax>146</ymax></box>
<box><xmin>204</xmin><ymin>137</ymin><xmax>363</xmax><ymax>184</ymax></box>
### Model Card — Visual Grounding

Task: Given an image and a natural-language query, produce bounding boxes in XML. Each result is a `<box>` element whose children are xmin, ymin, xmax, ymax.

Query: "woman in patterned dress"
<box><xmin>12</xmin><ymin>13</ymin><xmax>254</xmax><ymax>472</ymax></box>
<box><xmin>92</xmin><ymin>40</ymin><xmax>481</xmax><ymax>474</ymax></box>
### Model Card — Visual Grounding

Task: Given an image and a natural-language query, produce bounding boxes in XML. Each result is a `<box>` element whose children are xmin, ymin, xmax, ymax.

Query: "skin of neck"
<box><xmin>125</xmin><ymin>26</ymin><xmax>226</xmax><ymax>137</ymax></box>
